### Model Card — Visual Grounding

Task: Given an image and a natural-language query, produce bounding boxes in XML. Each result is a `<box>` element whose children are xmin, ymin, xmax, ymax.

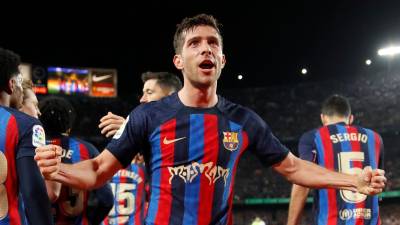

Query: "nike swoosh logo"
<box><xmin>92</xmin><ymin>74</ymin><xmax>112</xmax><ymax>82</ymax></box>
<box><xmin>163</xmin><ymin>137</ymin><xmax>186</xmax><ymax>145</ymax></box>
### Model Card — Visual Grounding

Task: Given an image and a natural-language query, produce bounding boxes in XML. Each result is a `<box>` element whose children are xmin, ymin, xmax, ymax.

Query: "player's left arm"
<box><xmin>16</xmin><ymin>121</ymin><xmax>54</xmax><ymax>224</ymax></box>
<box><xmin>287</xmin><ymin>184</ymin><xmax>310</xmax><ymax>225</ymax></box>
<box><xmin>17</xmin><ymin>157</ymin><xmax>54</xmax><ymax>225</ymax></box>
<box><xmin>45</xmin><ymin>180</ymin><xmax>62</xmax><ymax>203</ymax></box>
<box><xmin>273</xmin><ymin>152</ymin><xmax>386</xmax><ymax>195</ymax></box>
<box><xmin>287</xmin><ymin>132</ymin><xmax>314</xmax><ymax>225</ymax></box>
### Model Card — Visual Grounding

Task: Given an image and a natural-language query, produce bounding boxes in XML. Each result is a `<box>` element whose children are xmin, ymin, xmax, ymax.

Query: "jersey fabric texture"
<box><xmin>106</xmin><ymin>93</ymin><xmax>289</xmax><ymax>225</ymax></box>
<box><xmin>298</xmin><ymin>122</ymin><xmax>384</xmax><ymax>225</ymax></box>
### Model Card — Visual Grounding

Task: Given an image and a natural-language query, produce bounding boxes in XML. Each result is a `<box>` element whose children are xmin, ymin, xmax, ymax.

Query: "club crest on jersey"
<box><xmin>223</xmin><ymin>132</ymin><xmax>239</xmax><ymax>151</ymax></box>
<box><xmin>32</xmin><ymin>125</ymin><xmax>46</xmax><ymax>147</ymax></box>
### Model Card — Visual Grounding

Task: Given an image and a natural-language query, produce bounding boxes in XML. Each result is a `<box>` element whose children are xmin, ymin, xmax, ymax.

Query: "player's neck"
<box><xmin>178</xmin><ymin>83</ymin><xmax>218</xmax><ymax>108</ymax></box>
<box><xmin>324</xmin><ymin>117</ymin><xmax>348</xmax><ymax>126</ymax></box>
<box><xmin>0</xmin><ymin>92</ymin><xmax>11</xmax><ymax>107</ymax></box>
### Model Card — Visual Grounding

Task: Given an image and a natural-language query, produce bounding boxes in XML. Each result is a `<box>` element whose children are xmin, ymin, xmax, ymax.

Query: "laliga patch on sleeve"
<box><xmin>32</xmin><ymin>125</ymin><xmax>46</xmax><ymax>147</ymax></box>
<box><xmin>113</xmin><ymin>116</ymin><xmax>129</xmax><ymax>139</ymax></box>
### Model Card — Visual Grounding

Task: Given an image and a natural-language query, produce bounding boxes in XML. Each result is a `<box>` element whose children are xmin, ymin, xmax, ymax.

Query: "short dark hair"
<box><xmin>321</xmin><ymin>94</ymin><xmax>351</xmax><ymax>118</ymax></box>
<box><xmin>0</xmin><ymin>47</ymin><xmax>21</xmax><ymax>90</ymax></box>
<box><xmin>39</xmin><ymin>96</ymin><xmax>76</xmax><ymax>136</ymax></box>
<box><xmin>141</xmin><ymin>71</ymin><xmax>182</xmax><ymax>92</ymax></box>
<box><xmin>173</xmin><ymin>14</ymin><xmax>222</xmax><ymax>54</ymax></box>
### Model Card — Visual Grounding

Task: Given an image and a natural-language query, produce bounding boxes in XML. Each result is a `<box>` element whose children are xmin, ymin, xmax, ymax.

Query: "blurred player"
<box><xmin>35</xmin><ymin>14</ymin><xmax>386</xmax><ymax>225</ymax></box>
<box><xmin>287</xmin><ymin>95</ymin><xmax>384</xmax><ymax>225</ymax></box>
<box><xmin>20</xmin><ymin>79</ymin><xmax>41</xmax><ymax>118</ymax></box>
<box><xmin>0</xmin><ymin>47</ymin><xmax>53</xmax><ymax>224</ymax></box>
<box><xmin>20</xmin><ymin>78</ymin><xmax>61</xmax><ymax>203</ymax></box>
<box><xmin>39</xmin><ymin>96</ymin><xmax>114</xmax><ymax>225</ymax></box>
<box><xmin>100</xmin><ymin>71</ymin><xmax>182</xmax><ymax>225</ymax></box>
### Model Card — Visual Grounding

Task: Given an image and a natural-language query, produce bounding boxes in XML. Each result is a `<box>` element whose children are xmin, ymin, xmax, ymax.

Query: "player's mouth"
<box><xmin>199</xmin><ymin>59</ymin><xmax>215</xmax><ymax>73</ymax></box>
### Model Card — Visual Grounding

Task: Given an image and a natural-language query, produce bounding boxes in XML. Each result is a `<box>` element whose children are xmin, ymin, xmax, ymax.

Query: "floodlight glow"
<box><xmin>378</xmin><ymin>46</ymin><xmax>400</xmax><ymax>56</ymax></box>
<box><xmin>301</xmin><ymin>68</ymin><xmax>307</xmax><ymax>75</ymax></box>
<box><xmin>237</xmin><ymin>74</ymin><xmax>243</xmax><ymax>80</ymax></box>
<box><xmin>365</xmin><ymin>59</ymin><xmax>372</xmax><ymax>65</ymax></box>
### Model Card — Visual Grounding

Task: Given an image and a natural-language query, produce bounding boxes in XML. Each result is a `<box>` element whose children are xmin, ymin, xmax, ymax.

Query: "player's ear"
<box><xmin>320</xmin><ymin>114</ymin><xmax>325</xmax><ymax>125</ymax></box>
<box><xmin>5</xmin><ymin>78</ymin><xmax>15</xmax><ymax>94</ymax></box>
<box><xmin>173</xmin><ymin>55</ymin><xmax>184</xmax><ymax>70</ymax></box>
<box><xmin>221</xmin><ymin>54</ymin><xmax>226</xmax><ymax>69</ymax></box>
<box><xmin>348</xmin><ymin>114</ymin><xmax>354</xmax><ymax>125</ymax></box>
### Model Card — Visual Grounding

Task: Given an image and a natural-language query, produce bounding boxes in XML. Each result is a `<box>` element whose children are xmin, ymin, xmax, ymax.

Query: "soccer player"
<box><xmin>20</xmin><ymin>78</ymin><xmax>41</xmax><ymax>119</ymax></box>
<box><xmin>20</xmin><ymin>78</ymin><xmax>62</xmax><ymax>203</ymax></box>
<box><xmin>100</xmin><ymin>71</ymin><xmax>182</xmax><ymax>225</ymax></box>
<box><xmin>287</xmin><ymin>95</ymin><xmax>384</xmax><ymax>225</ymax></box>
<box><xmin>39</xmin><ymin>96</ymin><xmax>114</xmax><ymax>225</ymax></box>
<box><xmin>0</xmin><ymin>47</ymin><xmax>53</xmax><ymax>224</ymax></box>
<box><xmin>35</xmin><ymin>14</ymin><xmax>386</xmax><ymax>225</ymax></box>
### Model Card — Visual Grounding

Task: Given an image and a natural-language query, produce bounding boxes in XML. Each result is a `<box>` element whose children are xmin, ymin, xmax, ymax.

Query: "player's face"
<box><xmin>20</xmin><ymin>88</ymin><xmax>41</xmax><ymax>118</ymax></box>
<box><xmin>9</xmin><ymin>73</ymin><xmax>24</xmax><ymax>109</ymax></box>
<box><xmin>140</xmin><ymin>79</ymin><xmax>169</xmax><ymax>103</ymax></box>
<box><xmin>173</xmin><ymin>25</ymin><xmax>226</xmax><ymax>89</ymax></box>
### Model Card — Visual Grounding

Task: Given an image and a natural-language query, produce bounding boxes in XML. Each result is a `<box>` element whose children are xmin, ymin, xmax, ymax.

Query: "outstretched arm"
<box><xmin>35</xmin><ymin>145</ymin><xmax>123</xmax><ymax>190</ymax></box>
<box><xmin>99</xmin><ymin>112</ymin><xmax>126</xmax><ymax>138</ymax></box>
<box><xmin>287</xmin><ymin>184</ymin><xmax>310</xmax><ymax>225</ymax></box>
<box><xmin>273</xmin><ymin>153</ymin><xmax>385</xmax><ymax>194</ymax></box>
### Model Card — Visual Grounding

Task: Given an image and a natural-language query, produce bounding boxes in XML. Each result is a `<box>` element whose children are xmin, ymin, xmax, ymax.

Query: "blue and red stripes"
<box><xmin>223</xmin><ymin>121</ymin><xmax>248</xmax><ymax>225</ymax></box>
<box><xmin>316</xmin><ymin>126</ymin><xmax>338</xmax><ymax>225</ymax></box>
<box><xmin>148</xmin><ymin>119</ymin><xmax>177</xmax><ymax>225</ymax></box>
<box><xmin>182</xmin><ymin>114</ymin><xmax>204</xmax><ymax>225</ymax></box>
<box><xmin>134</xmin><ymin>165</ymin><xmax>146</xmax><ymax>225</ymax></box>
<box><xmin>197</xmin><ymin>114</ymin><xmax>219</xmax><ymax>225</ymax></box>
<box><xmin>315</xmin><ymin>125</ymin><xmax>382</xmax><ymax>225</ymax></box>
<box><xmin>365</xmin><ymin>129</ymin><xmax>381</xmax><ymax>225</ymax></box>
<box><xmin>0</xmin><ymin>108</ymin><xmax>21</xmax><ymax>225</ymax></box>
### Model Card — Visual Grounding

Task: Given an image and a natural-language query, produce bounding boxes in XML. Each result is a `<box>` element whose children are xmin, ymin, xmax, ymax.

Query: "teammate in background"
<box><xmin>0</xmin><ymin>47</ymin><xmax>53</xmax><ymax>224</ymax></box>
<box><xmin>99</xmin><ymin>71</ymin><xmax>182</xmax><ymax>138</ymax></box>
<box><xmin>100</xmin><ymin>71</ymin><xmax>182</xmax><ymax>225</ymax></box>
<box><xmin>35</xmin><ymin>14</ymin><xmax>386</xmax><ymax>225</ymax></box>
<box><xmin>39</xmin><ymin>96</ymin><xmax>114</xmax><ymax>225</ymax></box>
<box><xmin>20</xmin><ymin>78</ymin><xmax>61</xmax><ymax>203</ymax></box>
<box><xmin>287</xmin><ymin>95</ymin><xmax>384</xmax><ymax>225</ymax></box>
<box><xmin>20</xmin><ymin>79</ymin><xmax>41</xmax><ymax>118</ymax></box>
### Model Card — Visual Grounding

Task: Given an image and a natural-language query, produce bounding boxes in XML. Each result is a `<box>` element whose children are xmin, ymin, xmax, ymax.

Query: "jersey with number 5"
<box><xmin>298</xmin><ymin>122</ymin><xmax>384</xmax><ymax>225</ymax></box>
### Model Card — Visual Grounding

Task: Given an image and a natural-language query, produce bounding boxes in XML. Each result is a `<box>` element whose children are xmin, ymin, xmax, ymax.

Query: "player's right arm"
<box><xmin>35</xmin><ymin>146</ymin><xmax>123</xmax><ymax>190</ymax></box>
<box><xmin>287</xmin><ymin>184</ymin><xmax>310</xmax><ymax>225</ymax></box>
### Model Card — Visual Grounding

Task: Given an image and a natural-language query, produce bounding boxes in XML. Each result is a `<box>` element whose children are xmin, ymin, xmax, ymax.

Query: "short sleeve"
<box><xmin>106</xmin><ymin>105</ymin><xmax>149</xmax><ymax>167</ymax></box>
<box><xmin>17</xmin><ymin>120</ymin><xmax>46</xmax><ymax>159</ymax></box>
<box><xmin>247</xmin><ymin>110</ymin><xmax>289</xmax><ymax>166</ymax></box>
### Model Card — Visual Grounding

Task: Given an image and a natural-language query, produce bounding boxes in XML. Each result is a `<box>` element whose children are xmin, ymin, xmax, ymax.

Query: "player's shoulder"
<box><xmin>216</xmin><ymin>95</ymin><xmax>263</xmax><ymax>123</ymax></box>
<box><xmin>351</xmin><ymin>125</ymin><xmax>382</xmax><ymax>138</ymax></box>
<box><xmin>0</xmin><ymin>106</ymin><xmax>41</xmax><ymax>128</ymax></box>
<box><xmin>130</xmin><ymin>93</ymin><xmax>182</xmax><ymax>117</ymax></box>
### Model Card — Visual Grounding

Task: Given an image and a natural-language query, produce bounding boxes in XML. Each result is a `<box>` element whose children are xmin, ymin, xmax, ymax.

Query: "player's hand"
<box><xmin>34</xmin><ymin>145</ymin><xmax>62</xmax><ymax>180</ymax></box>
<box><xmin>99</xmin><ymin>112</ymin><xmax>125</xmax><ymax>138</ymax></box>
<box><xmin>357</xmin><ymin>166</ymin><xmax>386</xmax><ymax>195</ymax></box>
